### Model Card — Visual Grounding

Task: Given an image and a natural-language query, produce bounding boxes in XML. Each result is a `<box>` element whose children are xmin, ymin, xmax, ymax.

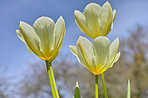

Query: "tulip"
<box><xmin>70</xmin><ymin>36</ymin><xmax>120</xmax><ymax>98</ymax></box>
<box><xmin>69</xmin><ymin>36</ymin><xmax>120</xmax><ymax>75</ymax></box>
<box><xmin>74</xmin><ymin>1</ymin><xmax>116</xmax><ymax>39</ymax></box>
<box><xmin>16</xmin><ymin>16</ymin><xmax>66</xmax><ymax>98</ymax></box>
<box><xmin>16</xmin><ymin>16</ymin><xmax>65</xmax><ymax>62</ymax></box>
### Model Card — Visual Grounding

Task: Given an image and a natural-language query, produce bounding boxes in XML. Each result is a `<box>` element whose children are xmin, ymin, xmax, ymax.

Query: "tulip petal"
<box><xmin>16</xmin><ymin>30</ymin><xmax>25</xmax><ymax>43</ymax></box>
<box><xmin>99</xmin><ymin>52</ymin><xmax>120</xmax><ymax>74</ymax></box>
<box><xmin>69</xmin><ymin>45</ymin><xmax>77</xmax><ymax>56</ymax></box>
<box><xmin>76</xmin><ymin>36</ymin><xmax>94</xmax><ymax>71</ymax></box>
<box><xmin>92</xmin><ymin>36</ymin><xmax>110</xmax><ymax>68</ymax></box>
<box><xmin>48</xmin><ymin>51</ymin><xmax>59</xmax><ymax>62</ymax></box>
<box><xmin>53</xmin><ymin>16</ymin><xmax>65</xmax><ymax>50</ymax></box>
<box><xmin>106</xmin><ymin>37</ymin><xmax>119</xmax><ymax>68</ymax></box>
<box><xmin>111</xmin><ymin>9</ymin><xmax>116</xmax><ymax>29</ymax></box>
<box><xmin>99</xmin><ymin>1</ymin><xmax>112</xmax><ymax>36</ymax></box>
<box><xmin>83</xmin><ymin>3</ymin><xmax>101</xmax><ymax>38</ymax></box>
<box><xmin>109</xmin><ymin>52</ymin><xmax>120</xmax><ymax>68</ymax></box>
<box><xmin>74</xmin><ymin>10</ymin><xmax>92</xmax><ymax>38</ymax></box>
<box><xmin>46</xmin><ymin>16</ymin><xmax>65</xmax><ymax>61</ymax></box>
<box><xmin>112</xmin><ymin>9</ymin><xmax>116</xmax><ymax>22</ymax></box>
<box><xmin>16</xmin><ymin>30</ymin><xmax>34</xmax><ymax>54</ymax></box>
<box><xmin>33</xmin><ymin>17</ymin><xmax>55</xmax><ymax>58</ymax></box>
<box><xmin>19</xmin><ymin>21</ymin><xmax>43</xmax><ymax>57</ymax></box>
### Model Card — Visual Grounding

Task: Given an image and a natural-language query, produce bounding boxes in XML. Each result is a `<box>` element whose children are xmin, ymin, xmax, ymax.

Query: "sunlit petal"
<box><xmin>112</xmin><ymin>9</ymin><xmax>116</xmax><ymax>22</ymax></box>
<box><xmin>109</xmin><ymin>52</ymin><xmax>120</xmax><ymax>68</ymax></box>
<box><xmin>83</xmin><ymin>3</ymin><xmax>101</xmax><ymax>38</ymax></box>
<box><xmin>74</xmin><ymin>10</ymin><xmax>93</xmax><ymax>38</ymax></box>
<box><xmin>53</xmin><ymin>16</ymin><xmax>65</xmax><ymax>50</ymax></box>
<box><xmin>99</xmin><ymin>1</ymin><xmax>112</xmax><ymax>36</ymax></box>
<box><xmin>69</xmin><ymin>45</ymin><xmax>77</xmax><ymax>56</ymax></box>
<box><xmin>76</xmin><ymin>36</ymin><xmax>94</xmax><ymax>71</ymax></box>
<box><xmin>106</xmin><ymin>37</ymin><xmax>119</xmax><ymax>68</ymax></box>
<box><xmin>16</xmin><ymin>30</ymin><xmax>34</xmax><ymax>54</ymax></box>
<box><xmin>19</xmin><ymin>21</ymin><xmax>43</xmax><ymax>57</ymax></box>
<box><xmin>92</xmin><ymin>36</ymin><xmax>110</xmax><ymax>67</ymax></box>
<box><xmin>33</xmin><ymin>16</ymin><xmax>55</xmax><ymax>58</ymax></box>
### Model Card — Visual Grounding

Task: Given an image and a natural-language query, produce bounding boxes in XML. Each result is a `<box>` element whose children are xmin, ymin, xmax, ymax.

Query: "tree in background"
<box><xmin>105</xmin><ymin>25</ymin><xmax>148</xmax><ymax>98</ymax></box>
<box><xmin>0</xmin><ymin>64</ymin><xmax>15</xmax><ymax>98</ymax></box>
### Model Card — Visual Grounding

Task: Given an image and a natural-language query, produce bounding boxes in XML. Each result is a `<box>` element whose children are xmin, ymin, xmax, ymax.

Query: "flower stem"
<box><xmin>95</xmin><ymin>75</ymin><xmax>98</xmax><ymax>98</ymax></box>
<box><xmin>46</xmin><ymin>61</ymin><xmax>59</xmax><ymax>98</ymax></box>
<box><xmin>101</xmin><ymin>73</ymin><xmax>108</xmax><ymax>98</ymax></box>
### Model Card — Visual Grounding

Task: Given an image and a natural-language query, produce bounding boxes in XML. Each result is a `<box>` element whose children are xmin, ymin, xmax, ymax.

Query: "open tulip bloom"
<box><xmin>70</xmin><ymin>36</ymin><xmax>120</xmax><ymax>98</ymax></box>
<box><xmin>16</xmin><ymin>16</ymin><xmax>65</xmax><ymax>62</ymax></box>
<box><xmin>70</xmin><ymin>36</ymin><xmax>120</xmax><ymax>75</ymax></box>
<box><xmin>16</xmin><ymin>16</ymin><xmax>65</xmax><ymax>98</ymax></box>
<box><xmin>74</xmin><ymin>1</ymin><xmax>116</xmax><ymax>39</ymax></box>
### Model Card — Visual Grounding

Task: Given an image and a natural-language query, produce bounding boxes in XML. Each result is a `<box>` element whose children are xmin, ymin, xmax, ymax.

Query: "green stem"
<box><xmin>46</xmin><ymin>61</ymin><xmax>59</xmax><ymax>98</ymax></box>
<box><xmin>95</xmin><ymin>75</ymin><xmax>98</xmax><ymax>98</ymax></box>
<box><xmin>101</xmin><ymin>73</ymin><xmax>108</xmax><ymax>98</ymax></box>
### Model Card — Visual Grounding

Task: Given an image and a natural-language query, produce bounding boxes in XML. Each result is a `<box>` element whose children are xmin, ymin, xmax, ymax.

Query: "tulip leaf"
<box><xmin>127</xmin><ymin>80</ymin><xmax>131</xmax><ymax>98</ymax></box>
<box><xmin>74</xmin><ymin>82</ymin><xmax>81</xmax><ymax>98</ymax></box>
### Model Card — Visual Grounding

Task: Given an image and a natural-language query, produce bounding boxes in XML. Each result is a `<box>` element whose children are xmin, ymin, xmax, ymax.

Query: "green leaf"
<box><xmin>127</xmin><ymin>80</ymin><xmax>131</xmax><ymax>98</ymax></box>
<box><xmin>74</xmin><ymin>82</ymin><xmax>80</xmax><ymax>98</ymax></box>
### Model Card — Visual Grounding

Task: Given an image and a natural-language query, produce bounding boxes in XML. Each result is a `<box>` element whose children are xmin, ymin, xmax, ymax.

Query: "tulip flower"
<box><xmin>16</xmin><ymin>16</ymin><xmax>66</xmax><ymax>98</ymax></box>
<box><xmin>74</xmin><ymin>1</ymin><xmax>116</xmax><ymax>39</ymax></box>
<box><xmin>70</xmin><ymin>36</ymin><xmax>120</xmax><ymax>98</ymax></box>
<box><xmin>70</xmin><ymin>36</ymin><xmax>120</xmax><ymax>75</ymax></box>
<box><xmin>16</xmin><ymin>16</ymin><xmax>65</xmax><ymax>62</ymax></box>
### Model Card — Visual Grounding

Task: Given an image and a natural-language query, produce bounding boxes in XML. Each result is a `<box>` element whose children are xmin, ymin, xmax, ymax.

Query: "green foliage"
<box><xmin>127</xmin><ymin>80</ymin><xmax>131</xmax><ymax>98</ymax></box>
<box><xmin>74</xmin><ymin>82</ymin><xmax>81</xmax><ymax>98</ymax></box>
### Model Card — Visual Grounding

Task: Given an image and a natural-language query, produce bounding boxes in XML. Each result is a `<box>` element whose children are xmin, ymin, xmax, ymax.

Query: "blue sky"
<box><xmin>0</xmin><ymin>0</ymin><xmax>148</xmax><ymax>74</ymax></box>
